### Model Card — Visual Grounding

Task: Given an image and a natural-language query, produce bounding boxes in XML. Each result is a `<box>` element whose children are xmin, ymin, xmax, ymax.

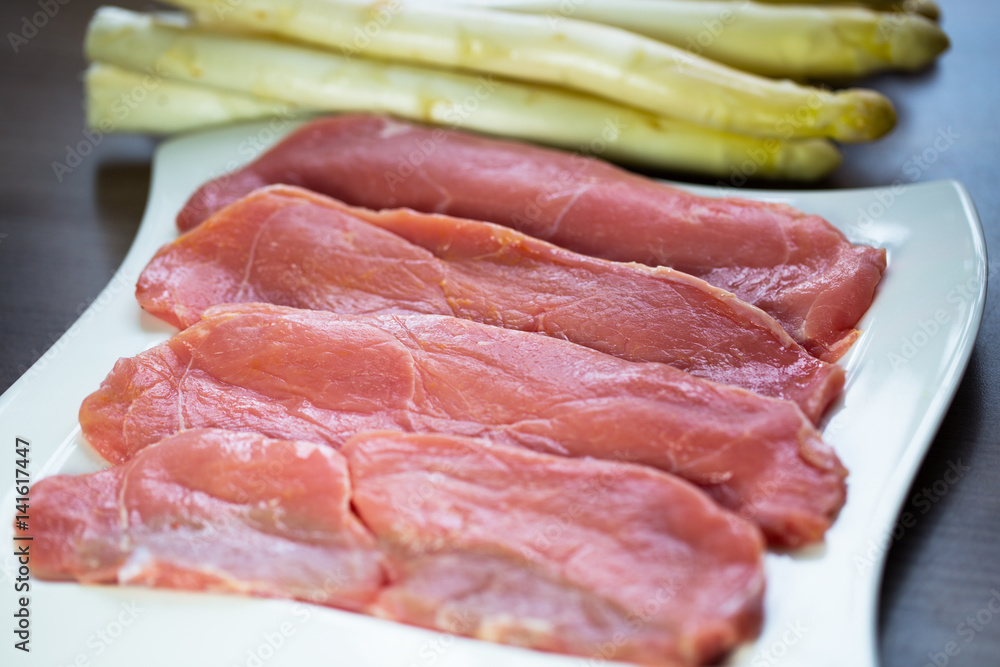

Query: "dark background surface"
<box><xmin>0</xmin><ymin>1</ymin><xmax>997</xmax><ymax>665</ymax></box>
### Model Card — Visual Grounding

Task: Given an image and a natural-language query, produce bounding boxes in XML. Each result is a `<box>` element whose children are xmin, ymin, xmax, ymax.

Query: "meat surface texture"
<box><xmin>24</xmin><ymin>428</ymin><xmax>385</xmax><ymax>609</ymax></box>
<box><xmin>343</xmin><ymin>431</ymin><xmax>765</xmax><ymax>667</ymax></box>
<box><xmin>141</xmin><ymin>185</ymin><xmax>844</xmax><ymax>423</ymax></box>
<box><xmin>22</xmin><ymin>428</ymin><xmax>765</xmax><ymax>666</ymax></box>
<box><xmin>176</xmin><ymin>114</ymin><xmax>887</xmax><ymax>361</ymax></box>
<box><xmin>79</xmin><ymin>303</ymin><xmax>846</xmax><ymax>547</ymax></box>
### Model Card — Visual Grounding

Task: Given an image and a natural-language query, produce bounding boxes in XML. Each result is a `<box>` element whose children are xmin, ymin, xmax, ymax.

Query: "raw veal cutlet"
<box><xmin>79</xmin><ymin>303</ymin><xmax>847</xmax><ymax>547</ymax></box>
<box><xmin>142</xmin><ymin>184</ymin><xmax>844</xmax><ymax>422</ymax></box>
<box><xmin>177</xmin><ymin>114</ymin><xmax>886</xmax><ymax>361</ymax></box>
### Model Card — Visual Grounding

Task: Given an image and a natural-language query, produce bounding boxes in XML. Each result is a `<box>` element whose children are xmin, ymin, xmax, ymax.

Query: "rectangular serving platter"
<box><xmin>0</xmin><ymin>120</ymin><xmax>988</xmax><ymax>667</ymax></box>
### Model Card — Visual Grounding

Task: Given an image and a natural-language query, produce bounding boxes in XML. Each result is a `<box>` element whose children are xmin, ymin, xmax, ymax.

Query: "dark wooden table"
<box><xmin>1</xmin><ymin>1</ymin><xmax>997</xmax><ymax>665</ymax></box>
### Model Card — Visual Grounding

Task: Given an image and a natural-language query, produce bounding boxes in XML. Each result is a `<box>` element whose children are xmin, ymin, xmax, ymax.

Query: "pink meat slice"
<box><xmin>20</xmin><ymin>428</ymin><xmax>765</xmax><ymax>667</ymax></box>
<box><xmin>79</xmin><ymin>303</ymin><xmax>846</xmax><ymax>547</ymax></box>
<box><xmin>343</xmin><ymin>431</ymin><xmax>765</xmax><ymax>667</ymax></box>
<box><xmin>176</xmin><ymin>114</ymin><xmax>887</xmax><ymax>361</ymax></box>
<box><xmin>141</xmin><ymin>184</ymin><xmax>844</xmax><ymax>423</ymax></box>
<box><xmin>22</xmin><ymin>428</ymin><xmax>385</xmax><ymax>609</ymax></box>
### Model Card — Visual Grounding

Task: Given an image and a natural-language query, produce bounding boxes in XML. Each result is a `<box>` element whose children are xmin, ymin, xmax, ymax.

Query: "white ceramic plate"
<box><xmin>0</xmin><ymin>121</ymin><xmax>987</xmax><ymax>667</ymax></box>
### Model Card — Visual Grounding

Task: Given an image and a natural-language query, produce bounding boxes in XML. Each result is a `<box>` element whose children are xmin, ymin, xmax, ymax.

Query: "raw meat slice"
<box><xmin>79</xmin><ymin>303</ymin><xmax>847</xmax><ymax>547</ymax></box>
<box><xmin>141</xmin><ymin>184</ymin><xmax>844</xmax><ymax>423</ymax></box>
<box><xmin>343</xmin><ymin>430</ymin><xmax>765</xmax><ymax>667</ymax></box>
<box><xmin>22</xmin><ymin>428</ymin><xmax>385</xmax><ymax>608</ymax></box>
<box><xmin>21</xmin><ymin>428</ymin><xmax>765</xmax><ymax>667</ymax></box>
<box><xmin>176</xmin><ymin>114</ymin><xmax>887</xmax><ymax>361</ymax></box>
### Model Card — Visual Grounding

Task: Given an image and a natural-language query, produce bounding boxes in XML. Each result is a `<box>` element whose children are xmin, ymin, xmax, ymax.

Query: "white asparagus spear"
<box><xmin>84</xmin><ymin>8</ymin><xmax>842</xmax><ymax>180</ymax></box>
<box><xmin>604</xmin><ymin>0</ymin><xmax>939</xmax><ymax>21</ymax></box>
<box><xmin>160</xmin><ymin>0</ymin><xmax>895</xmax><ymax>142</ymax></box>
<box><xmin>451</xmin><ymin>0</ymin><xmax>941</xmax><ymax>20</ymax></box>
<box><xmin>723</xmin><ymin>0</ymin><xmax>940</xmax><ymax>21</ymax></box>
<box><xmin>436</xmin><ymin>0</ymin><xmax>948</xmax><ymax>80</ymax></box>
<box><xmin>85</xmin><ymin>63</ymin><xmax>306</xmax><ymax>134</ymax></box>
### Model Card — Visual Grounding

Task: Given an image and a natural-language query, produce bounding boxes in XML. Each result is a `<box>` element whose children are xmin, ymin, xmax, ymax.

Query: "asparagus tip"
<box><xmin>884</xmin><ymin>14</ymin><xmax>950</xmax><ymax>71</ymax></box>
<box><xmin>832</xmin><ymin>89</ymin><xmax>897</xmax><ymax>143</ymax></box>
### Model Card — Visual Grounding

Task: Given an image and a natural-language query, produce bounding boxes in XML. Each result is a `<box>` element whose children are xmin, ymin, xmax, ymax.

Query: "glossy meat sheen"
<box><xmin>343</xmin><ymin>431</ymin><xmax>765</xmax><ymax>667</ymax></box>
<box><xmin>79</xmin><ymin>304</ymin><xmax>847</xmax><ymax>547</ymax></box>
<box><xmin>22</xmin><ymin>429</ymin><xmax>765</xmax><ymax>666</ymax></box>
<box><xmin>23</xmin><ymin>428</ymin><xmax>384</xmax><ymax>608</ymax></box>
<box><xmin>142</xmin><ymin>185</ymin><xmax>844</xmax><ymax>422</ymax></box>
<box><xmin>177</xmin><ymin>114</ymin><xmax>887</xmax><ymax>361</ymax></box>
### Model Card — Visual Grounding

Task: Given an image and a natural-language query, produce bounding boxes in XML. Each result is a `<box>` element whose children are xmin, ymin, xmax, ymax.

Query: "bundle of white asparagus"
<box><xmin>436</xmin><ymin>0</ymin><xmax>947</xmax><ymax>79</ymax></box>
<box><xmin>83</xmin><ymin>0</ymin><xmax>949</xmax><ymax>180</ymax></box>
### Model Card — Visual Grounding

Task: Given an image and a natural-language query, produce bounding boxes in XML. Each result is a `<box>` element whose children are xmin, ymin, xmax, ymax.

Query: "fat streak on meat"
<box><xmin>24</xmin><ymin>428</ymin><xmax>384</xmax><ymax>608</ymax></box>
